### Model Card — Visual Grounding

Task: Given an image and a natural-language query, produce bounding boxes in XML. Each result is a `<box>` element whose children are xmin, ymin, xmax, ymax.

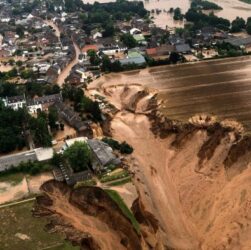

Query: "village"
<box><xmin>1</xmin><ymin>0</ymin><xmax>251</xmax><ymax>204</ymax></box>
<box><xmin>0</xmin><ymin>0</ymin><xmax>251</xmax><ymax>199</ymax></box>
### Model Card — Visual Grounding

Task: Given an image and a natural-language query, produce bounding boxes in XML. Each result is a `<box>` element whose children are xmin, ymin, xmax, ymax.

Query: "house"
<box><xmin>169</xmin><ymin>35</ymin><xmax>185</xmax><ymax>46</ymax></box>
<box><xmin>133</xmin><ymin>34</ymin><xmax>146</xmax><ymax>45</ymax></box>
<box><xmin>27</xmin><ymin>93</ymin><xmax>63</xmax><ymax>113</ymax></box>
<box><xmin>146</xmin><ymin>45</ymin><xmax>175</xmax><ymax>60</ymax></box>
<box><xmin>224</xmin><ymin>36</ymin><xmax>251</xmax><ymax>51</ymax></box>
<box><xmin>53</xmin><ymin>101</ymin><xmax>91</xmax><ymax>134</ymax></box>
<box><xmin>91</xmin><ymin>29</ymin><xmax>103</xmax><ymax>40</ymax></box>
<box><xmin>4</xmin><ymin>31</ymin><xmax>18</xmax><ymax>45</ymax></box>
<box><xmin>65</xmin><ymin>137</ymin><xmax>88</xmax><ymax>148</ymax></box>
<box><xmin>0</xmin><ymin>49</ymin><xmax>11</xmax><ymax>58</ymax></box>
<box><xmin>2</xmin><ymin>95</ymin><xmax>26</xmax><ymax>110</ymax></box>
<box><xmin>119</xmin><ymin>50</ymin><xmax>146</xmax><ymax>66</ymax></box>
<box><xmin>130</xmin><ymin>28</ymin><xmax>141</xmax><ymax>35</ymax></box>
<box><xmin>82</xmin><ymin>44</ymin><xmax>98</xmax><ymax>54</ymax></box>
<box><xmin>87</xmin><ymin>139</ymin><xmax>121</xmax><ymax>173</ymax></box>
<box><xmin>175</xmin><ymin>44</ymin><xmax>192</xmax><ymax>54</ymax></box>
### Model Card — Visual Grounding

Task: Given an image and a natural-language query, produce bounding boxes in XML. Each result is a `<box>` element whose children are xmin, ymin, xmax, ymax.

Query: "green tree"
<box><xmin>87</xmin><ymin>50</ymin><xmax>101</xmax><ymax>66</ymax></box>
<box><xmin>246</xmin><ymin>17</ymin><xmax>251</xmax><ymax>34</ymax></box>
<box><xmin>64</xmin><ymin>141</ymin><xmax>91</xmax><ymax>172</ymax></box>
<box><xmin>48</xmin><ymin>106</ymin><xmax>58</xmax><ymax>129</ymax></box>
<box><xmin>173</xmin><ymin>8</ymin><xmax>183</xmax><ymax>21</ymax></box>
<box><xmin>121</xmin><ymin>33</ymin><xmax>137</xmax><ymax>48</ymax></box>
<box><xmin>231</xmin><ymin>17</ymin><xmax>246</xmax><ymax>33</ymax></box>
<box><xmin>29</xmin><ymin>112</ymin><xmax>52</xmax><ymax>147</ymax></box>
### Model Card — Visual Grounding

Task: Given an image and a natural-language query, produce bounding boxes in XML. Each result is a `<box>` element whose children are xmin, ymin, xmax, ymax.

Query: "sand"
<box><xmin>0</xmin><ymin>178</ymin><xmax>29</xmax><ymax>205</ymax></box>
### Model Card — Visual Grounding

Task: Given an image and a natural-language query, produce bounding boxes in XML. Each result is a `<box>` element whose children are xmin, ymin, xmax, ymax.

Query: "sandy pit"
<box><xmin>86</xmin><ymin>81</ymin><xmax>251</xmax><ymax>249</ymax></box>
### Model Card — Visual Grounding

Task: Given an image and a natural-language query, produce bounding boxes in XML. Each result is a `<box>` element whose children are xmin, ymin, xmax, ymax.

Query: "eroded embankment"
<box><xmin>102</xmin><ymin>84</ymin><xmax>251</xmax><ymax>250</ymax></box>
<box><xmin>33</xmin><ymin>180</ymin><xmax>143</xmax><ymax>250</ymax></box>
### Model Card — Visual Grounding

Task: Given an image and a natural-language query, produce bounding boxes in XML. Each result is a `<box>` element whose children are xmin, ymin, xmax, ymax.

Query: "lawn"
<box><xmin>0</xmin><ymin>172</ymin><xmax>25</xmax><ymax>185</ymax></box>
<box><xmin>105</xmin><ymin>189</ymin><xmax>140</xmax><ymax>235</ymax></box>
<box><xmin>100</xmin><ymin>169</ymin><xmax>130</xmax><ymax>183</ymax></box>
<box><xmin>107</xmin><ymin>176</ymin><xmax>132</xmax><ymax>186</ymax></box>
<box><xmin>0</xmin><ymin>201</ymin><xmax>79</xmax><ymax>250</ymax></box>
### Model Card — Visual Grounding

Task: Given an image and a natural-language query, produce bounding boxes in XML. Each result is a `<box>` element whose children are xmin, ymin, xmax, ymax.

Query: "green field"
<box><xmin>0</xmin><ymin>172</ymin><xmax>25</xmax><ymax>185</ymax></box>
<box><xmin>105</xmin><ymin>189</ymin><xmax>140</xmax><ymax>235</ymax></box>
<box><xmin>0</xmin><ymin>201</ymin><xmax>79</xmax><ymax>250</ymax></box>
<box><xmin>240</xmin><ymin>0</ymin><xmax>251</xmax><ymax>4</ymax></box>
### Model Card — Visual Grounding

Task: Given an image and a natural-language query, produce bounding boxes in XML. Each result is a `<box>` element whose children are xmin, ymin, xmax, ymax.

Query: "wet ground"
<box><xmin>85</xmin><ymin>0</ymin><xmax>251</xmax><ymax>28</ymax></box>
<box><xmin>92</xmin><ymin>56</ymin><xmax>251</xmax><ymax>132</ymax></box>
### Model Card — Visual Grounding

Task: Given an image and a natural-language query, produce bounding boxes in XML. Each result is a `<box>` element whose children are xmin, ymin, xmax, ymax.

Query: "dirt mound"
<box><xmin>33</xmin><ymin>181</ymin><xmax>142</xmax><ymax>250</ymax></box>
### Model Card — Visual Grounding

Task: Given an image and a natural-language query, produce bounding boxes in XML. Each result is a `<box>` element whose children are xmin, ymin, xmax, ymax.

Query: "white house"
<box><xmin>1</xmin><ymin>96</ymin><xmax>26</xmax><ymax>110</ymax></box>
<box><xmin>130</xmin><ymin>28</ymin><xmax>142</xmax><ymax>35</ymax></box>
<box><xmin>93</xmin><ymin>32</ymin><xmax>103</xmax><ymax>40</ymax></box>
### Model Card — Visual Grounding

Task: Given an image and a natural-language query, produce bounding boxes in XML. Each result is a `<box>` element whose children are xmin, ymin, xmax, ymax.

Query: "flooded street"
<box><xmin>91</xmin><ymin>56</ymin><xmax>251</xmax><ymax>132</ymax></box>
<box><xmin>85</xmin><ymin>0</ymin><xmax>251</xmax><ymax>28</ymax></box>
<box><xmin>44</xmin><ymin>19</ymin><xmax>81</xmax><ymax>86</ymax></box>
<box><xmin>56</xmin><ymin>42</ymin><xmax>81</xmax><ymax>86</ymax></box>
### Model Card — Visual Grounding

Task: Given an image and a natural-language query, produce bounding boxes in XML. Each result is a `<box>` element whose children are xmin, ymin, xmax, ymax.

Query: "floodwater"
<box><xmin>85</xmin><ymin>0</ymin><xmax>251</xmax><ymax>28</ymax></box>
<box><xmin>57</xmin><ymin>42</ymin><xmax>81</xmax><ymax>86</ymax></box>
<box><xmin>91</xmin><ymin>55</ymin><xmax>251</xmax><ymax>132</ymax></box>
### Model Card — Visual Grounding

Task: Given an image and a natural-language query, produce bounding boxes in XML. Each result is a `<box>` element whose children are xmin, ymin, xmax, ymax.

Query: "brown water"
<box><xmin>85</xmin><ymin>0</ymin><xmax>251</xmax><ymax>28</ymax></box>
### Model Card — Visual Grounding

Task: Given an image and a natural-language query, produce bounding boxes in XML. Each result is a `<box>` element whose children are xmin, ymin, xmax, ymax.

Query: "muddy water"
<box><xmin>85</xmin><ymin>0</ymin><xmax>251</xmax><ymax>28</ymax></box>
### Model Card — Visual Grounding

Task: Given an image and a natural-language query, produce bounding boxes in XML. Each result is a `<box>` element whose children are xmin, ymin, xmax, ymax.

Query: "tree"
<box><xmin>101</xmin><ymin>55</ymin><xmax>112</xmax><ymax>72</ymax></box>
<box><xmin>29</xmin><ymin>112</ymin><xmax>52</xmax><ymax>147</ymax></box>
<box><xmin>120</xmin><ymin>141</ymin><xmax>133</xmax><ymax>154</ymax></box>
<box><xmin>231</xmin><ymin>17</ymin><xmax>245</xmax><ymax>33</ymax></box>
<box><xmin>169</xmin><ymin>52</ymin><xmax>181</xmax><ymax>64</ymax></box>
<box><xmin>246</xmin><ymin>17</ymin><xmax>251</xmax><ymax>35</ymax></box>
<box><xmin>102</xmin><ymin>22</ymin><xmax>115</xmax><ymax>37</ymax></box>
<box><xmin>87</xmin><ymin>50</ymin><xmax>101</xmax><ymax>66</ymax></box>
<box><xmin>173</xmin><ymin>8</ymin><xmax>183</xmax><ymax>21</ymax></box>
<box><xmin>48</xmin><ymin>106</ymin><xmax>58</xmax><ymax>129</ymax></box>
<box><xmin>16</xmin><ymin>25</ymin><xmax>25</xmax><ymax>38</ymax></box>
<box><xmin>64</xmin><ymin>141</ymin><xmax>91</xmax><ymax>172</ymax></box>
<box><xmin>121</xmin><ymin>33</ymin><xmax>137</xmax><ymax>48</ymax></box>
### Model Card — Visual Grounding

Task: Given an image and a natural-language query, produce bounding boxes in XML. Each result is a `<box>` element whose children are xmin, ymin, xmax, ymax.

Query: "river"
<box><xmin>85</xmin><ymin>0</ymin><xmax>251</xmax><ymax>28</ymax></box>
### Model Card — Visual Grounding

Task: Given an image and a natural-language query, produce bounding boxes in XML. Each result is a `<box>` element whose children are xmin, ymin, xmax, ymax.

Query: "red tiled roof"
<box><xmin>82</xmin><ymin>45</ymin><xmax>98</xmax><ymax>53</ymax></box>
<box><xmin>146</xmin><ymin>48</ymin><xmax>157</xmax><ymax>55</ymax></box>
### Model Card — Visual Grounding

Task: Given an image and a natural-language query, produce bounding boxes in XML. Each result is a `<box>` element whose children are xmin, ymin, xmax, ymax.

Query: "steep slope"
<box><xmin>104</xmin><ymin>85</ymin><xmax>251</xmax><ymax>250</ymax></box>
<box><xmin>33</xmin><ymin>181</ymin><xmax>143</xmax><ymax>250</ymax></box>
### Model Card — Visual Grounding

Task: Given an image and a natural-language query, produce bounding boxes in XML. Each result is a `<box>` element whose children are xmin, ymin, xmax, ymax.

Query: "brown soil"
<box><xmin>33</xmin><ymin>180</ymin><xmax>143</xmax><ymax>250</ymax></box>
<box><xmin>87</xmin><ymin>83</ymin><xmax>251</xmax><ymax>250</ymax></box>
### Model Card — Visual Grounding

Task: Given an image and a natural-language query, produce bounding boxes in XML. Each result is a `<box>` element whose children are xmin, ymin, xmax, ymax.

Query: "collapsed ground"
<box><xmin>86</xmin><ymin>83</ymin><xmax>251</xmax><ymax>249</ymax></box>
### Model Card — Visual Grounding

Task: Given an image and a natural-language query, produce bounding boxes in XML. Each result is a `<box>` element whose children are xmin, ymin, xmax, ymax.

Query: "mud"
<box><xmin>34</xmin><ymin>180</ymin><xmax>143</xmax><ymax>250</ymax></box>
<box><xmin>93</xmin><ymin>84</ymin><xmax>251</xmax><ymax>250</ymax></box>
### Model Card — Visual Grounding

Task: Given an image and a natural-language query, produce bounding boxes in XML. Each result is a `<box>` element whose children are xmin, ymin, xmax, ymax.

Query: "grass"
<box><xmin>0</xmin><ymin>172</ymin><xmax>25</xmax><ymax>185</ymax></box>
<box><xmin>105</xmin><ymin>189</ymin><xmax>140</xmax><ymax>235</ymax></box>
<box><xmin>0</xmin><ymin>201</ymin><xmax>79</xmax><ymax>250</ymax></box>
<box><xmin>74</xmin><ymin>179</ymin><xmax>97</xmax><ymax>188</ymax></box>
<box><xmin>100</xmin><ymin>170</ymin><xmax>130</xmax><ymax>183</ymax></box>
<box><xmin>240</xmin><ymin>0</ymin><xmax>251</xmax><ymax>4</ymax></box>
<box><xmin>107</xmin><ymin>176</ymin><xmax>132</xmax><ymax>186</ymax></box>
